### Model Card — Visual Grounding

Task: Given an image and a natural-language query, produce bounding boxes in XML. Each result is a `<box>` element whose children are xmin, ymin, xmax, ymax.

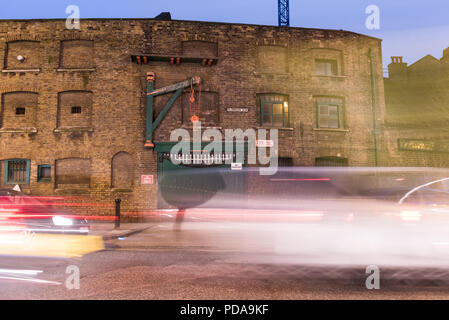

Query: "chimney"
<box><xmin>441</xmin><ymin>47</ymin><xmax>449</xmax><ymax>77</ymax></box>
<box><xmin>388</xmin><ymin>56</ymin><xmax>408</xmax><ymax>81</ymax></box>
<box><xmin>154</xmin><ymin>12</ymin><xmax>171</xmax><ymax>21</ymax></box>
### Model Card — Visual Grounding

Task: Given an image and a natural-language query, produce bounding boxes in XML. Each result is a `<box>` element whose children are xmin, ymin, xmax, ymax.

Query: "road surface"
<box><xmin>2</xmin><ymin>221</ymin><xmax>449</xmax><ymax>299</ymax></box>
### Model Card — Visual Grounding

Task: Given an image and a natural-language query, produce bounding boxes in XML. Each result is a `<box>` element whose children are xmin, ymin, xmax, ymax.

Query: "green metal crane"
<box><xmin>144</xmin><ymin>72</ymin><xmax>201</xmax><ymax>149</ymax></box>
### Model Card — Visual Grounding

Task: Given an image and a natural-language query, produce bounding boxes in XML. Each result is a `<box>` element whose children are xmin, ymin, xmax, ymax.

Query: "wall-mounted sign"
<box><xmin>141</xmin><ymin>175</ymin><xmax>154</xmax><ymax>185</ymax></box>
<box><xmin>398</xmin><ymin>139</ymin><xmax>449</xmax><ymax>153</ymax></box>
<box><xmin>231</xmin><ymin>163</ymin><xmax>243</xmax><ymax>170</ymax></box>
<box><xmin>226</xmin><ymin>107</ymin><xmax>249</xmax><ymax>113</ymax></box>
<box><xmin>256</xmin><ymin>140</ymin><xmax>274</xmax><ymax>147</ymax></box>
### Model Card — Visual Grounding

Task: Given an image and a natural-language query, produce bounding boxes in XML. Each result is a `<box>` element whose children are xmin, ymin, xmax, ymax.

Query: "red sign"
<box><xmin>141</xmin><ymin>175</ymin><xmax>154</xmax><ymax>185</ymax></box>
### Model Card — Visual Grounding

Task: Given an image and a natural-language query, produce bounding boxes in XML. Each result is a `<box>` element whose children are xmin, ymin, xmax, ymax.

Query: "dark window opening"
<box><xmin>278</xmin><ymin>157</ymin><xmax>294</xmax><ymax>167</ymax></box>
<box><xmin>38</xmin><ymin>165</ymin><xmax>51</xmax><ymax>182</ymax></box>
<box><xmin>315</xmin><ymin>59</ymin><xmax>338</xmax><ymax>76</ymax></box>
<box><xmin>15</xmin><ymin>107</ymin><xmax>26</xmax><ymax>115</ymax></box>
<box><xmin>71</xmin><ymin>106</ymin><xmax>82</xmax><ymax>114</ymax></box>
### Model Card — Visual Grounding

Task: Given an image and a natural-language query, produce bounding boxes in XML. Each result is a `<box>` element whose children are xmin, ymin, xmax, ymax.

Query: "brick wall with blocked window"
<box><xmin>0</xmin><ymin>18</ymin><xmax>385</xmax><ymax>215</ymax></box>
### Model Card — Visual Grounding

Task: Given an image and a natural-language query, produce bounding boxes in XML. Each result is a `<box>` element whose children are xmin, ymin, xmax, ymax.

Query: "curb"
<box><xmin>101</xmin><ymin>225</ymin><xmax>154</xmax><ymax>240</ymax></box>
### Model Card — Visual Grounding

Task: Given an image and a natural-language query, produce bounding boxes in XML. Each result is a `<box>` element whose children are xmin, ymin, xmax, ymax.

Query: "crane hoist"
<box><xmin>144</xmin><ymin>72</ymin><xmax>201</xmax><ymax>149</ymax></box>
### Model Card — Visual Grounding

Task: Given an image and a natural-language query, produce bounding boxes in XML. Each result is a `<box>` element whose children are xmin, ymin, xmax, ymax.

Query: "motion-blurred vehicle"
<box><xmin>158</xmin><ymin>166</ymin><xmax>449</xmax><ymax>268</ymax></box>
<box><xmin>0</xmin><ymin>189</ymin><xmax>89</xmax><ymax>235</ymax></box>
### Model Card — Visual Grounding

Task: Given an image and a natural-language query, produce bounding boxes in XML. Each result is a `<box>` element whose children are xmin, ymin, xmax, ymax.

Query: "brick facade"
<box><xmin>381</xmin><ymin>50</ymin><xmax>449</xmax><ymax>168</ymax></box>
<box><xmin>0</xmin><ymin>18</ymin><xmax>385</xmax><ymax>215</ymax></box>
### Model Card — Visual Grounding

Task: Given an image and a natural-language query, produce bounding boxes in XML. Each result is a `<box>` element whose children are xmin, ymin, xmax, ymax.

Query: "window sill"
<box><xmin>253</xmin><ymin>71</ymin><xmax>290</xmax><ymax>76</ymax></box>
<box><xmin>2</xmin><ymin>69</ymin><xmax>40</xmax><ymax>73</ymax></box>
<box><xmin>54</xmin><ymin>127</ymin><xmax>94</xmax><ymax>133</ymax></box>
<box><xmin>57</xmin><ymin>68</ymin><xmax>95</xmax><ymax>72</ymax></box>
<box><xmin>37</xmin><ymin>179</ymin><xmax>52</xmax><ymax>183</ymax></box>
<box><xmin>256</xmin><ymin>127</ymin><xmax>294</xmax><ymax>131</ymax></box>
<box><xmin>111</xmin><ymin>188</ymin><xmax>133</xmax><ymax>193</ymax></box>
<box><xmin>55</xmin><ymin>188</ymin><xmax>90</xmax><ymax>195</ymax></box>
<box><xmin>313</xmin><ymin>128</ymin><xmax>349</xmax><ymax>132</ymax></box>
<box><xmin>312</xmin><ymin>74</ymin><xmax>347</xmax><ymax>79</ymax></box>
<box><xmin>0</xmin><ymin>128</ymin><xmax>38</xmax><ymax>133</ymax></box>
<box><xmin>181</xmin><ymin>125</ymin><xmax>222</xmax><ymax>130</ymax></box>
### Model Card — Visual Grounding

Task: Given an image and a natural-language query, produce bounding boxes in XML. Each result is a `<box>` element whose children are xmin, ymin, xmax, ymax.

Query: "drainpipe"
<box><xmin>369</xmin><ymin>49</ymin><xmax>380</xmax><ymax>167</ymax></box>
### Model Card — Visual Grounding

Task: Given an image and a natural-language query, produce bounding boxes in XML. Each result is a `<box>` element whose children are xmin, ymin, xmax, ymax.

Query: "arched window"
<box><xmin>59</xmin><ymin>40</ymin><xmax>94</xmax><ymax>69</ymax></box>
<box><xmin>111</xmin><ymin>152</ymin><xmax>134</xmax><ymax>188</ymax></box>
<box><xmin>5</xmin><ymin>40</ymin><xmax>41</xmax><ymax>70</ymax></box>
<box><xmin>55</xmin><ymin>158</ymin><xmax>91</xmax><ymax>188</ymax></box>
<box><xmin>1</xmin><ymin>92</ymin><xmax>38</xmax><ymax>129</ymax></box>
<box><xmin>256</xmin><ymin>46</ymin><xmax>287</xmax><ymax>73</ymax></box>
<box><xmin>57</xmin><ymin>91</ymin><xmax>93</xmax><ymax>128</ymax></box>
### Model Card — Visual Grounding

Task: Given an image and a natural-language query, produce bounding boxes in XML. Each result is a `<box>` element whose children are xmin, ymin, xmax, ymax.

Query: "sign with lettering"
<box><xmin>398</xmin><ymin>139</ymin><xmax>449</xmax><ymax>153</ymax></box>
<box><xmin>256</xmin><ymin>140</ymin><xmax>274</xmax><ymax>147</ymax></box>
<box><xmin>226</xmin><ymin>107</ymin><xmax>249</xmax><ymax>113</ymax></box>
<box><xmin>141</xmin><ymin>175</ymin><xmax>154</xmax><ymax>185</ymax></box>
<box><xmin>231</xmin><ymin>163</ymin><xmax>243</xmax><ymax>170</ymax></box>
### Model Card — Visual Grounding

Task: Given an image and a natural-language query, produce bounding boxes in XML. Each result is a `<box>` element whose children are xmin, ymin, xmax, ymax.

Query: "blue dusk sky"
<box><xmin>0</xmin><ymin>0</ymin><xmax>447</xmax><ymax>71</ymax></box>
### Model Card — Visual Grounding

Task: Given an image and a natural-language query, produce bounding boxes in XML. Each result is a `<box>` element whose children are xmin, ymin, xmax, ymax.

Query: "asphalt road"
<box><xmin>2</xmin><ymin>221</ymin><xmax>449</xmax><ymax>299</ymax></box>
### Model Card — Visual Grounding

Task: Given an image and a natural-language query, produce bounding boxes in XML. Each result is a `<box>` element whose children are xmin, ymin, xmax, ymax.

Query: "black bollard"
<box><xmin>115</xmin><ymin>198</ymin><xmax>121</xmax><ymax>229</ymax></box>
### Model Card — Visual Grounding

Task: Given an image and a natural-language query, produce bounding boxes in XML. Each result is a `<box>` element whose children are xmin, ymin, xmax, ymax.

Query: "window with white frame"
<box><xmin>316</xmin><ymin>97</ymin><xmax>344</xmax><ymax>129</ymax></box>
<box><xmin>315</xmin><ymin>59</ymin><xmax>338</xmax><ymax>76</ymax></box>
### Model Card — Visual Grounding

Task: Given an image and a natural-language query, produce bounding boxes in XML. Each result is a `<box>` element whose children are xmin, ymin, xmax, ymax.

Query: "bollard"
<box><xmin>115</xmin><ymin>198</ymin><xmax>121</xmax><ymax>229</ymax></box>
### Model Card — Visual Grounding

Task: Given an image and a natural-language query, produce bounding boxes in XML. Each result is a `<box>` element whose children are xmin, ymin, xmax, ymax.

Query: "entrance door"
<box><xmin>156</xmin><ymin>143</ymin><xmax>247</xmax><ymax>209</ymax></box>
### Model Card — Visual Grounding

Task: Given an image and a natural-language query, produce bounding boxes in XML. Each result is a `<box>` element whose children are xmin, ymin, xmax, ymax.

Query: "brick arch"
<box><xmin>57</xmin><ymin>90</ymin><xmax>93</xmax><ymax>128</ymax></box>
<box><xmin>181</xmin><ymin>40</ymin><xmax>218</xmax><ymax>57</ymax></box>
<box><xmin>59</xmin><ymin>39</ymin><xmax>94</xmax><ymax>68</ymax></box>
<box><xmin>4</xmin><ymin>40</ymin><xmax>41</xmax><ymax>70</ymax></box>
<box><xmin>182</xmin><ymin>34</ymin><xmax>219</xmax><ymax>43</ymax></box>
<box><xmin>55</xmin><ymin>157</ymin><xmax>91</xmax><ymax>187</ymax></box>
<box><xmin>1</xmin><ymin>91</ymin><xmax>38</xmax><ymax>129</ymax></box>
<box><xmin>256</xmin><ymin>45</ymin><xmax>288</xmax><ymax>73</ymax></box>
<box><xmin>111</xmin><ymin>152</ymin><xmax>134</xmax><ymax>189</ymax></box>
<box><xmin>308</xmin><ymin>47</ymin><xmax>344</xmax><ymax>75</ymax></box>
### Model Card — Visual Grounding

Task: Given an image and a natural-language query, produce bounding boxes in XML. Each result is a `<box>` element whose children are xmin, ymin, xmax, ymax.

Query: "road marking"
<box><xmin>0</xmin><ymin>275</ymin><xmax>61</xmax><ymax>285</ymax></box>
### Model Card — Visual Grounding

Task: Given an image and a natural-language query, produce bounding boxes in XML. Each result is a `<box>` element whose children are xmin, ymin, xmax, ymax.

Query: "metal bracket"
<box><xmin>144</xmin><ymin>72</ymin><xmax>201</xmax><ymax>149</ymax></box>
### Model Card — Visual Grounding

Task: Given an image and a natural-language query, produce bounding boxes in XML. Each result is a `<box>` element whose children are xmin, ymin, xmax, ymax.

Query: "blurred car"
<box><xmin>0</xmin><ymin>189</ymin><xmax>89</xmax><ymax>235</ymax></box>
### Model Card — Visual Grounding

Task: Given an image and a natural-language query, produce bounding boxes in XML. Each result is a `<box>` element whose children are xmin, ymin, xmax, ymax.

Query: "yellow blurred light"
<box><xmin>0</xmin><ymin>233</ymin><xmax>104</xmax><ymax>258</ymax></box>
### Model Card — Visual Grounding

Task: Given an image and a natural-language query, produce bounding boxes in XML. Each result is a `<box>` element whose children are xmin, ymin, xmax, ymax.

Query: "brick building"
<box><xmin>0</xmin><ymin>15</ymin><xmax>385</xmax><ymax>213</ymax></box>
<box><xmin>381</xmin><ymin>48</ymin><xmax>449</xmax><ymax>167</ymax></box>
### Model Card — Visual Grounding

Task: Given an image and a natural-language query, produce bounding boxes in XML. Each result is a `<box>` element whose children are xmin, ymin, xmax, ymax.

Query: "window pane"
<box><xmin>8</xmin><ymin>160</ymin><xmax>27</xmax><ymax>183</ymax></box>
<box><xmin>273</xmin><ymin>103</ymin><xmax>283</xmax><ymax>114</ymax></box>
<box><xmin>262</xmin><ymin>103</ymin><xmax>272</xmax><ymax>113</ymax></box>
<box><xmin>315</xmin><ymin>62</ymin><xmax>326</xmax><ymax>75</ymax></box>
<box><xmin>328</xmin><ymin>115</ymin><xmax>339</xmax><ymax>128</ymax></box>
<box><xmin>263</xmin><ymin>114</ymin><xmax>272</xmax><ymax>125</ymax></box>
<box><xmin>319</xmin><ymin>105</ymin><xmax>328</xmax><ymax>115</ymax></box>
<box><xmin>319</xmin><ymin>115</ymin><xmax>329</xmax><ymax>127</ymax></box>
<box><xmin>315</xmin><ymin>60</ymin><xmax>337</xmax><ymax>75</ymax></box>
<box><xmin>273</xmin><ymin>114</ymin><xmax>283</xmax><ymax>126</ymax></box>
<box><xmin>39</xmin><ymin>166</ymin><xmax>51</xmax><ymax>180</ymax></box>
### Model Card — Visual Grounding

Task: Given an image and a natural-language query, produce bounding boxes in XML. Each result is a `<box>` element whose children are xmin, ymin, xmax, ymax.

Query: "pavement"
<box><xmin>88</xmin><ymin>222</ymin><xmax>155</xmax><ymax>240</ymax></box>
